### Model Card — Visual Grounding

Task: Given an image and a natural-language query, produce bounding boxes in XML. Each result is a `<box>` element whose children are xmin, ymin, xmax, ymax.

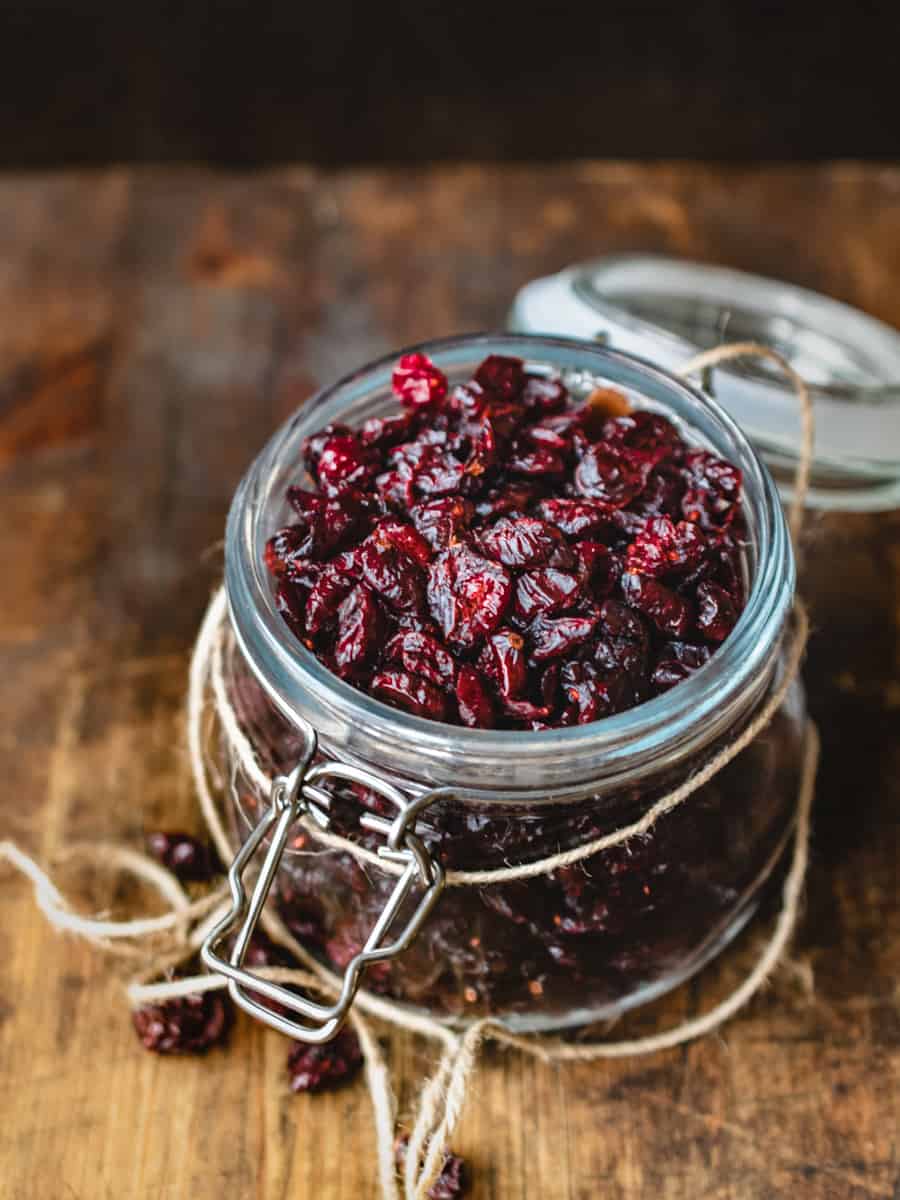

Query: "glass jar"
<box><xmin>213</xmin><ymin>333</ymin><xmax>805</xmax><ymax>1035</ymax></box>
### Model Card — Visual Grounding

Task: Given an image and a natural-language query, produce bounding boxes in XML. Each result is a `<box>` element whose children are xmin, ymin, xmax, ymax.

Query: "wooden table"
<box><xmin>1</xmin><ymin>166</ymin><xmax>898</xmax><ymax>1200</ymax></box>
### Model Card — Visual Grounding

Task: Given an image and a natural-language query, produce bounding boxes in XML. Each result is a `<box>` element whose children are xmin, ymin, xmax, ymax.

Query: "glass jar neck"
<box><xmin>225</xmin><ymin>334</ymin><xmax>795</xmax><ymax>801</ymax></box>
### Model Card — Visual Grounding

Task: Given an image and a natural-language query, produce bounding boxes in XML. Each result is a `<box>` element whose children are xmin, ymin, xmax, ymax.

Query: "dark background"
<box><xmin>2</xmin><ymin>0</ymin><xmax>898</xmax><ymax>166</ymax></box>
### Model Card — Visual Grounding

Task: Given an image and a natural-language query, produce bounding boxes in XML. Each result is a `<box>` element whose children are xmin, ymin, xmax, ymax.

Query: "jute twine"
<box><xmin>1</xmin><ymin>343</ymin><xmax>819</xmax><ymax>1200</ymax></box>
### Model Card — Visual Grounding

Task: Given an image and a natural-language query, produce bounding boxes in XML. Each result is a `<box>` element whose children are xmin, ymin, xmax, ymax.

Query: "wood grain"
<box><xmin>0</xmin><ymin>166</ymin><xmax>898</xmax><ymax>1200</ymax></box>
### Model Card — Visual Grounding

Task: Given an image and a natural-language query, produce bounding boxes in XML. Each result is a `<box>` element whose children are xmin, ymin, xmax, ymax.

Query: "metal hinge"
<box><xmin>201</xmin><ymin>728</ymin><xmax>445</xmax><ymax>1043</ymax></box>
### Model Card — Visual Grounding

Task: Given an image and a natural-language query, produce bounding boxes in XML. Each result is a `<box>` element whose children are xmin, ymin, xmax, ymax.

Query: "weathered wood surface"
<box><xmin>0</xmin><ymin>166</ymin><xmax>898</xmax><ymax>1199</ymax></box>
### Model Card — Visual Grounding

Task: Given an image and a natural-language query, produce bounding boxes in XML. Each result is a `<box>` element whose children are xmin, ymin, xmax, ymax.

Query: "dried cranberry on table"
<box><xmin>264</xmin><ymin>352</ymin><xmax>747</xmax><ymax>728</ymax></box>
<box><xmin>145</xmin><ymin>831</ymin><xmax>220</xmax><ymax>883</ymax></box>
<box><xmin>286</xmin><ymin>1028</ymin><xmax>363</xmax><ymax>1093</ymax></box>
<box><xmin>132</xmin><ymin>990</ymin><xmax>232</xmax><ymax>1055</ymax></box>
<box><xmin>395</xmin><ymin>1134</ymin><xmax>470</xmax><ymax>1199</ymax></box>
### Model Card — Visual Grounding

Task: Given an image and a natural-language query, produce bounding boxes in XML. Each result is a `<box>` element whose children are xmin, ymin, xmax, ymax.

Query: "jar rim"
<box><xmin>225</xmin><ymin>332</ymin><xmax>795</xmax><ymax>795</ymax></box>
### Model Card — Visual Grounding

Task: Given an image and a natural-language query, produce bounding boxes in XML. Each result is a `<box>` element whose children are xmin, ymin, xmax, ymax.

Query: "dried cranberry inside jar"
<box><xmin>263</xmin><ymin>350</ymin><xmax>748</xmax><ymax>730</ymax></box>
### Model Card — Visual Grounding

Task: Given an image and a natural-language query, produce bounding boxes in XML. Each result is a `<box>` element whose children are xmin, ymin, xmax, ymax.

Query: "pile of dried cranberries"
<box><xmin>264</xmin><ymin>352</ymin><xmax>746</xmax><ymax>729</ymax></box>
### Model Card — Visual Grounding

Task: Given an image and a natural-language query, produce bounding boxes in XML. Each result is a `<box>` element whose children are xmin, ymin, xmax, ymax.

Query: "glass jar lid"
<box><xmin>508</xmin><ymin>255</ymin><xmax>900</xmax><ymax>511</ymax></box>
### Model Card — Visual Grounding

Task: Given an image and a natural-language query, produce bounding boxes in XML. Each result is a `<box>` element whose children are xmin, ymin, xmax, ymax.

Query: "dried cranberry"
<box><xmin>395</xmin><ymin>1135</ymin><xmax>470</xmax><ymax>1199</ymax></box>
<box><xmin>485</xmin><ymin>628</ymin><xmax>528</xmax><ymax>698</ymax></box>
<box><xmin>534</xmin><ymin>497</ymin><xmax>616</xmax><ymax>540</ymax></box>
<box><xmin>410</xmin><ymin>498</ymin><xmax>473</xmax><ymax>550</ymax></box>
<box><xmin>621</xmin><ymin>572</ymin><xmax>692</xmax><ymax>638</ymax></box>
<box><xmin>392</xmin><ymin>352</ymin><xmax>449</xmax><ymax>409</ymax></box>
<box><xmin>626</xmin><ymin>516</ymin><xmax>707</xmax><ymax>579</ymax></box>
<box><xmin>266</xmin><ymin>350</ymin><xmax>747</xmax><ymax>731</ymax></box>
<box><xmin>695</xmin><ymin>580</ymin><xmax>738</xmax><ymax>642</ymax></box>
<box><xmin>132</xmin><ymin>991</ymin><xmax>232</xmax><ymax>1055</ymax></box>
<box><xmin>473</xmin><ymin>354</ymin><xmax>525</xmax><ymax>400</ymax></box>
<box><xmin>522</xmin><ymin>374</ymin><xmax>568</xmax><ymax>414</ymax></box>
<box><xmin>479</xmin><ymin>517</ymin><xmax>566</xmax><ymax>569</ymax></box>
<box><xmin>361</xmin><ymin>410</ymin><xmax>418</xmax><ymax>449</ymax></box>
<box><xmin>427</xmin><ymin>543</ymin><xmax>513</xmax><ymax>649</ymax></box>
<box><xmin>306</xmin><ymin>562</ymin><xmax>358</xmax><ymax>635</ymax></box>
<box><xmin>371</xmin><ymin>671</ymin><xmax>448</xmax><ymax>720</ymax></box>
<box><xmin>287</xmin><ymin>1029</ymin><xmax>363</xmax><ymax>1093</ymax></box>
<box><xmin>507</xmin><ymin>445</ymin><xmax>565</xmax><ymax>477</ymax></box>
<box><xmin>573</xmin><ymin>540</ymin><xmax>617</xmax><ymax>597</ymax></box>
<box><xmin>146</xmin><ymin>832</ymin><xmax>219</xmax><ymax>882</ymax></box>
<box><xmin>528</xmin><ymin>613</ymin><xmax>598</xmax><ymax>661</ymax></box>
<box><xmin>335</xmin><ymin>585</ymin><xmax>383</xmax><ymax>673</ymax></box>
<box><xmin>384</xmin><ymin>627</ymin><xmax>456</xmax><ymax>688</ymax></box>
<box><xmin>314</xmin><ymin>434</ymin><xmax>379</xmax><ymax>495</ymax></box>
<box><xmin>302</xmin><ymin>422</ymin><xmax>352</xmax><ymax>473</ymax></box>
<box><xmin>681</xmin><ymin>450</ymin><xmax>743</xmax><ymax>530</ymax></box>
<box><xmin>275</xmin><ymin>578</ymin><xmax>308</xmax><ymax>640</ymax></box>
<box><xmin>514</xmin><ymin>569</ymin><xmax>581</xmax><ymax>621</ymax></box>
<box><xmin>358</xmin><ymin>540</ymin><xmax>425</xmax><ymax>615</ymax></box>
<box><xmin>370</xmin><ymin>518</ymin><xmax>433</xmax><ymax>566</ymax></box>
<box><xmin>652</xmin><ymin>641</ymin><xmax>712</xmax><ymax>691</ymax></box>
<box><xmin>574</xmin><ymin>444</ymin><xmax>651</xmax><ymax>507</ymax></box>
<box><xmin>603</xmin><ymin>410</ymin><xmax>681</xmax><ymax>457</ymax></box>
<box><xmin>456</xmin><ymin>665</ymin><xmax>495</xmax><ymax>728</ymax></box>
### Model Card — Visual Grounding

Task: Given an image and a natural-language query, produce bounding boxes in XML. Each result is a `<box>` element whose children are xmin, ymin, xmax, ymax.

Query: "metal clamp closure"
<box><xmin>201</xmin><ymin>730</ymin><xmax>445</xmax><ymax>1043</ymax></box>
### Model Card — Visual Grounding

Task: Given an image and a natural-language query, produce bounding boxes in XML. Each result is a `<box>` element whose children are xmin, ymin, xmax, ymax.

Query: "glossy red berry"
<box><xmin>392</xmin><ymin>352</ymin><xmax>449</xmax><ymax>409</ymax></box>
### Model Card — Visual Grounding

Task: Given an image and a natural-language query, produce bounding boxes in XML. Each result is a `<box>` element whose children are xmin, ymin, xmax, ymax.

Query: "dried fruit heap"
<box><xmin>265</xmin><ymin>352</ymin><xmax>746</xmax><ymax>729</ymax></box>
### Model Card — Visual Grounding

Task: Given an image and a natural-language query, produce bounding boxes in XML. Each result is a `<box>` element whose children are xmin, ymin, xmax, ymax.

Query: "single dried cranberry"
<box><xmin>392</xmin><ymin>352</ymin><xmax>449</xmax><ymax>409</ymax></box>
<box><xmin>514</xmin><ymin>568</ymin><xmax>582</xmax><ymax>621</ymax></box>
<box><xmin>314</xmin><ymin>434</ymin><xmax>379</xmax><ymax>495</ymax></box>
<box><xmin>485</xmin><ymin>628</ymin><xmax>528</xmax><ymax>699</ymax></box>
<box><xmin>448</xmin><ymin>380</ymin><xmax>489</xmax><ymax>419</ymax></box>
<box><xmin>474</xmin><ymin>481</ymin><xmax>545</xmax><ymax>522</ymax></box>
<box><xmin>652</xmin><ymin>640</ymin><xmax>712</xmax><ymax>691</ymax></box>
<box><xmin>361</xmin><ymin>410</ymin><xmax>418</xmax><ymax>449</ymax></box>
<box><xmin>479</xmin><ymin>517</ymin><xmax>566</xmax><ymax>569</ymax></box>
<box><xmin>371</xmin><ymin>671</ymin><xmax>448</xmax><ymax>720</ymax></box>
<box><xmin>410</xmin><ymin>498</ymin><xmax>473</xmax><ymax>550</ymax></box>
<box><xmin>265</xmin><ymin>526</ymin><xmax>310</xmax><ymax>577</ymax></box>
<box><xmin>521</xmin><ymin>374</ymin><xmax>568</xmax><ymax>414</ymax></box>
<box><xmin>302</xmin><ymin>422</ymin><xmax>352</xmax><ymax>473</ymax></box>
<box><xmin>146</xmin><ymin>832</ymin><xmax>219</xmax><ymax>882</ymax></box>
<box><xmin>682</xmin><ymin>450</ymin><xmax>743</xmax><ymax>529</ymax></box>
<box><xmin>473</xmin><ymin>354</ymin><xmax>525</xmax><ymax>400</ymax></box>
<box><xmin>287</xmin><ymin>1029</ymin><xmax>363</xmax><ymax>1093</ymax></box>
<box><xmin>507</xmin><ymin>445</ymin><xmax>565</xmax><ymax>476</ymax></box>
<box><xmin>626</xmin><ymin>516</ymin><xmax>707</xmax><ymax>579</ymax></box>
<box><xmin>603</xmin><ymin>410</ymin><xmax>681</xmax><ymax>457</ymax></box>
<box><xmin>358</xmin><ymin>540</ymin><xmax>425</xmax><ymax>614</ymax></box>
<box><xmin>275</xmin><ymin>578</ymin><xmax>308</xmax><ymax>640</ymax></box>
<box><xmin>132</xmin><ymin>991</ymin><xmax>232</xmax><ymax>1055</ymax></box>
<box><xmin>370</xmin><ymin>518</ymin><xmax>433</xmax><ymax>566</ymax></box>
<box><xmin>306</xmin><ymin>563</ymin><xmax>358</xmax><ymax>635</ymax></box>
<box><xmin>695</xmin><ymin>580</ymin><xmax>738</xmax><ymax>642</ymax></box>
<box><xmin>427</xmin><ymin>543</ymin><xmax>513</xmax><ymax>649</ymax></box>
<box><xmin>395</xmin><ymin>1135</ymin><xmax>470</xmax><ymax>1199</ymax></box>
<box><xmin>573</xmin><ymin>541</ymin><xmax>618</xmax><ymax>597</ymax></box>
<box><xmin>528</xmin><ymin>613</ymin><xmax>598</xmax><ymax>661</ymax></box>
<box><xmin>534</xmin><ymin>497</ymin><xmax>616</xmax><ymax>540</ymax></box>
<box><xmin>456</xmin><ymin>664</ymin><xmax>495</xmax><ymax>728</ymax></box>
<box><xmin>335</xmin><ymin>585</ymin><xmax>383</xmax><ymax>673</ymax></box>
<box><xmin>574</xmin><ymin>444</ymin><xmax>651</xmax><ymax>507</ymax></box>
<box><xmin>384</xmin><ymin>627</ymin><xmax>456</xmax><ymax>688</ymax></box>
<box><xmin>621</xmin><ymin>571</ymin><xmax>692</xmax><ymax>638</ymax></box>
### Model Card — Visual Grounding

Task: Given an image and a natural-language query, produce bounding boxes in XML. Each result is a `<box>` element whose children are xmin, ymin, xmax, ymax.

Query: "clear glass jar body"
<box><xmin>220</xmin><ymin>334</ymin><xmax>804</xmax><ymax>1032</ymax></box>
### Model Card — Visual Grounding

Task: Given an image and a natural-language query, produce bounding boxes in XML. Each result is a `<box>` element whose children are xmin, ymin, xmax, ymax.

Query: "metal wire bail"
<box><xmin>201</xmin><ymin>722</ymin><xmax>445</xmax><ymax>1043</ymax></box>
